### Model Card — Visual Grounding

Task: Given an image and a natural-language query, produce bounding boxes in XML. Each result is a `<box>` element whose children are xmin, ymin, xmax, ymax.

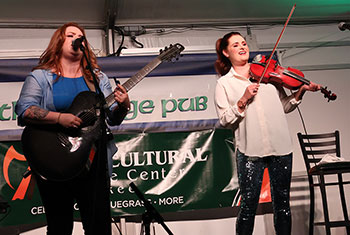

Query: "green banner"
<box><xmin>0</xmin><ymin>128</ymin><xmax>238</xmax><ymax>227</ymax></box>
<box><xmin>110</xmin><ymin>128</ymin><xmax>238</xmax><ymax>215</ymax></box>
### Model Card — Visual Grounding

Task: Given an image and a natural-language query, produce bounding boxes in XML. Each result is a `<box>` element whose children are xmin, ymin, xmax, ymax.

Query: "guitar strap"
<box><xmin>84</xmin><ymin>76</ymin><xmax>97</xmax><ymax>92</ymax></box>
<box><xmin>83</xmin><ymin>74</ymin><xmax>105</xmax><ymax>167</ymax></box>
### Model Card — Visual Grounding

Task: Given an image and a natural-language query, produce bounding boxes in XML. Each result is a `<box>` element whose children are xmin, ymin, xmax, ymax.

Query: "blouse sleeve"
<box><xmin>214</xmin><ymin>81</ymin><xmax>245</xmax><ymax>128</ymax></box>
<box><xmin>276</xmin><ymin>85</ymin><xmax>301</xmax><ymax>113</ymax></box>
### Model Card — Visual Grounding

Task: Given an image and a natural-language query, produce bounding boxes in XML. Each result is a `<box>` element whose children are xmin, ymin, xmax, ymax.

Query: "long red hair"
<box><xmin>33</xmin><ymin>22</ymin><xmax>100</xmax><ymax>82</ymax></box>
<box><xmin>214</xmin><ymin>32</ymin><xmax>243</xmax><ymax>76</ymax></box>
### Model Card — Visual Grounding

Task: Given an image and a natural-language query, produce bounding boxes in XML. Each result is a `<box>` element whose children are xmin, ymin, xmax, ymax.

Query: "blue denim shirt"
<box><xmin>15</xmin><ymin>69</ymin><xmax>118</xmax><ymax>176</ymax></box>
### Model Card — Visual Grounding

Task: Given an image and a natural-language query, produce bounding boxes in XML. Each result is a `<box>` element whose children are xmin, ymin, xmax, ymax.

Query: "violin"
<box><xmin>250</xmin><ymin>54</ymin><xmax>337</xmax><ymax>101</ymax></box>
<box><xmin>247</xmin><ymin>4</ymin><xmax>336</xmax><ymax>102</ymax></box>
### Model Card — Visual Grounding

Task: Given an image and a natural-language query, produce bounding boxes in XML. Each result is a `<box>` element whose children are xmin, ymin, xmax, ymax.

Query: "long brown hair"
<box><xmin>33</xmin><ymin>22</ymin><xmax>100</xmax><ymax>82</ymax></box>
<box><xmin>214</xmin><ymin>32</ymin><xmax>243</xmax><ymax>76</ymax></box>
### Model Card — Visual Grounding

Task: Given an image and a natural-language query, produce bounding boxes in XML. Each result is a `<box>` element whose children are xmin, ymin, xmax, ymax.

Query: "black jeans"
<box><xmin>35</xmin><ymin>146</ymin><xmax>112</xmax><ymax>235</ymax></box>
<box><xmin>236</xmin><ymin>150</ymin><xmax>292</xmax><ymax>235</ymax></box>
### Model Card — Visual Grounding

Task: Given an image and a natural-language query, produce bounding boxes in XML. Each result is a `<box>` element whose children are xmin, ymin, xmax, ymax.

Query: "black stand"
<box><xmin>79</xmin><ymin>41</ymin><xmax>110</xmax><ymax>232</ymax></box>
<box><xmin>79</xmin><ymin>42</ymin><xmax>105</xmax><ymax>104</ymax></box>
<box><xmin>129</xmin><ymin>182</ymin><xmax>174</xmax><ymax>235</ymax></box>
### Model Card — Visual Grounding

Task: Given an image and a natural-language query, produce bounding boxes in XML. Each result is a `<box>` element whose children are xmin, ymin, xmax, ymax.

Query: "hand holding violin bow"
<box><xmin>237</xmin><ymin>83</ymin><xmax>260</xmax><ymax>111</ymax></box>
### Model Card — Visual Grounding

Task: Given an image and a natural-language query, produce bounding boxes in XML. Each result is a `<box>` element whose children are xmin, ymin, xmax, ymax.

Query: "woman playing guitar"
<box><xmin>15</xmin><ymin>22</ymin><xmax>130</xmax><ymax>235</ymax></box>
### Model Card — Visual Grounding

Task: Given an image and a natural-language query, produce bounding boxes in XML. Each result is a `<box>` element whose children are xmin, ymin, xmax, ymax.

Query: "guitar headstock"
<box><xmin>158</xmin><ymin>43</ymin><xmax>185</xmax><ymax>62</ymax></box>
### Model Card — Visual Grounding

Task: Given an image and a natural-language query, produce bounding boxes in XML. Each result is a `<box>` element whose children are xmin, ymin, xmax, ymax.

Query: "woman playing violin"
<box><xmin>214</xmin><ymin>32</ymin><xmax>320</xmax><ymax>235</ymax></box>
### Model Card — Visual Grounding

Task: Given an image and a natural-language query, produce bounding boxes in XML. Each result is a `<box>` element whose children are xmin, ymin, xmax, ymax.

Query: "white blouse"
<box><xmin>214</xmin><ymin>67</ymin><xmax>301</xmax><ymax>157</ymax></box>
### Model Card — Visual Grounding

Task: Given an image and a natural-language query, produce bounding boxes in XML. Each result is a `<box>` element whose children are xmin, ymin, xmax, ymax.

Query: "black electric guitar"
<box><xmin>21</xmin><ymin>43</ymin><xmax>185</xmax><ymax>181</ymax></box>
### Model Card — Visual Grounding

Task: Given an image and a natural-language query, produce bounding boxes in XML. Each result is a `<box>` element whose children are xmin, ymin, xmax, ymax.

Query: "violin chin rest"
<box><xmin>252</xmin><ymin>54</ymin><xmax>263</xmax><ymax>63</ymax></box>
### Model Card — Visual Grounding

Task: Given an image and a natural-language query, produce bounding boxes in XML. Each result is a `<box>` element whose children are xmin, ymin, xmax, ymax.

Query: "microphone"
<box><xmin>72</xmin><ymin>36</ymin><xmax>85</xmax><ymax>51</ymax></box>
<box><xmin>338</xmin><ymin>22</ymin><xmax>350</xmax><ymax>31</ymax></box>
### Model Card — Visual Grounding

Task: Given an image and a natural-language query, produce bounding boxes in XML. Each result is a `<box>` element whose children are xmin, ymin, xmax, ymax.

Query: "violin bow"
<box><xmin>257</xmin><ymin>3</ymin><xmax>296</xmax><ymax>84</ymax></box>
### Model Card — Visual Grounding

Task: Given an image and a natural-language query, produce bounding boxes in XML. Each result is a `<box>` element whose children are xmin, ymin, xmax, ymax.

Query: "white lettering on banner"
<box><xmin>30</xmin><ymin>206</ymin><xmax>45</xmax><ymax>215</ymax></box>
<box><xmin>30</xmin><ymin>196</ymin><xmax>185</xmax><ymax>215</ymax></box>
<box><xmin>115</xmin><ymin>148</ymin><xmax>209</xmax><ymax>168</ymax></box>
<box><xmin>158</xmin><ymin>196</ymin><xmax>184</xmax><ymax>205</ymax></box>
<box><xmin>110</xmin><ymin>196</ymin><xmax>184</xmax><ymax>209</ymax></box>
<box><xmin>126</xmin><ymin>167</ymin><xmax>186</xmax><ymax>181</ymax></box>
<box><xmin>110</xmin><ymin>184</ymin><xmax>140</xmax><ymax>195</ymax></box>
<box><xmin>30</xmin><ymin>203</ymin><xmax>79</xmax><ymax>216</ymax></box>
<box><xmin>110</xmin><ymin>199</ymin><xmax>145</xmax><ymax>209</ymax></box>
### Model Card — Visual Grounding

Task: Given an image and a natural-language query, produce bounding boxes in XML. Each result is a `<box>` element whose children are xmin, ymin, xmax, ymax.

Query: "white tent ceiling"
<box><xmin>0</xmin><ymin>0</ymin><xmax>349</xmax><ymax>60</ymax></box>
<box><xmin>0</xmin><ymin>0</ymin><xmax>349</xmax><ymax>29</ymax></box>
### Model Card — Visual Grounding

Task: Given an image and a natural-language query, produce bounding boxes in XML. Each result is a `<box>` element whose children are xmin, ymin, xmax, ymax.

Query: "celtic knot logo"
<box><xmin>3</xmin><ymin>146</ymin><xmax>33</xmax><ymax>201</ymax></box>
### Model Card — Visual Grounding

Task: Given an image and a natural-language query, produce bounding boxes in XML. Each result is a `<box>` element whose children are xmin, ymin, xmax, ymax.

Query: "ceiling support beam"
<box><xmin>103</xmin><ymin>0</ymin><xmax>118</xmax><ymax>56</ymax></box>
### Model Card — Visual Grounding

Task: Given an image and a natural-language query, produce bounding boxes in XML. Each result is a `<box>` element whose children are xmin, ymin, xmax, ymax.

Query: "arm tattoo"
<box><xmin>26</xmin><ymin>106</ymin><xmax>49</xmax><ymax>120</ymax></box>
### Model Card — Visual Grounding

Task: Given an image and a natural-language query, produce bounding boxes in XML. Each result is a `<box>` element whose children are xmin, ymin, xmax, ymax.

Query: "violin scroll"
<box><xmin>321</xmin><ymin>87</ymin><xmax>337</xmax><ymax>102</ymax></box>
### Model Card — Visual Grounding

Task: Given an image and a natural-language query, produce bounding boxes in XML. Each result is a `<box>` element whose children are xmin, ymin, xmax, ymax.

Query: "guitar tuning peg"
<box><xmin>159</xmin><ymin>49</ymin><xmax>163</xmax><ymax>53</ymax></box>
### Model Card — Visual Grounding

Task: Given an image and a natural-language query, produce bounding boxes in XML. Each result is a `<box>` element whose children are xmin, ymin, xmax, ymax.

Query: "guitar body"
<box><xmin>21</xmin><ymin>91</ymin><xmax>103</xmax><ymax>181</ymax></box>
<box><xmin>20</xmin><ymin>43</ymin><xmax>185</xmax><ymax>182</ymax></box>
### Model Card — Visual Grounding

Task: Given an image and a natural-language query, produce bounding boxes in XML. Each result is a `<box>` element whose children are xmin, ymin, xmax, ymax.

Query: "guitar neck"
<box><xmin>104</xmin><ymin>43</ymin><xmax>185</xmax><ymax>108</ymax></box>
<box><xmin>105</xmin><ymin>57</ymin><xmax>162</xmax><ymax>108</ymax></box>
<box><xmin>122</xmin><ymin>58</ymin><xmax>162</xmax><ymax>91</ymax></box>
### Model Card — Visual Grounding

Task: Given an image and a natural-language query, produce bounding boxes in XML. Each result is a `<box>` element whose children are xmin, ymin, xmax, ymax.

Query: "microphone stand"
<box><xmin>78</xmin><ymin>41</ymin><xmax>109</xmax><ymax>232</ymax></box>
<box><xmin>129</xmin><ymin>182</ymin><xmax>174</xmax><ymax>235</ymax></box>
<box><xmin>78</xmin><ymin>42</ymin><xmax>105</xmax><ymax>101</ymax></box>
